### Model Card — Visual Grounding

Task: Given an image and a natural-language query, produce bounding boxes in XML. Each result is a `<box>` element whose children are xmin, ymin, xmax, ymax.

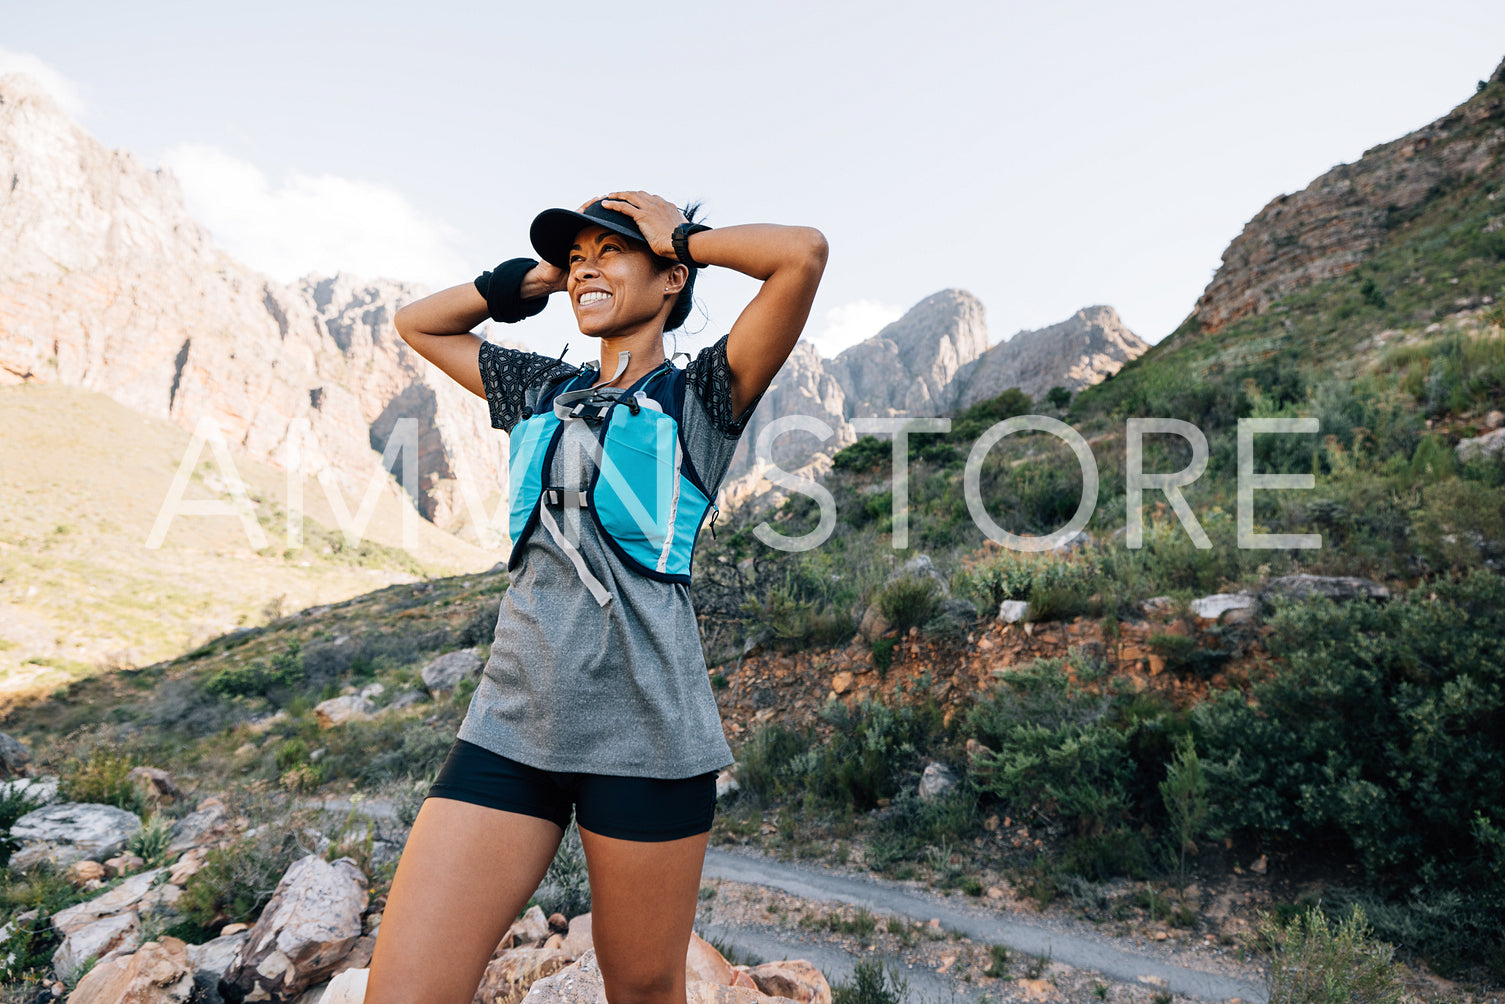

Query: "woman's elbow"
<box><xmin>800</xmin><ymin>227</ymin><xmax>830</xmax><ymax>270</ymax></box>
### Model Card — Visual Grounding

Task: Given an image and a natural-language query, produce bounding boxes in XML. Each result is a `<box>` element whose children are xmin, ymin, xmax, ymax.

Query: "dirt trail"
<box><xmin>698</xmin><ymin>846</ymin><xmax>1267</xmax><ymax>1004</ymax></box>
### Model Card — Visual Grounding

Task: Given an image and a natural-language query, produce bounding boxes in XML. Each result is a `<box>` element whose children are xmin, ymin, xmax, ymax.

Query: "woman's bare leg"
<box><xmin>365</xmin><ymin>797</ymin><xmax>566</xmax><ymax>1004</ymax></box>
<box><xmin>578</xmin><ymin>825</ymin><xmax>710</xmax><ymax>1004</ymax></box>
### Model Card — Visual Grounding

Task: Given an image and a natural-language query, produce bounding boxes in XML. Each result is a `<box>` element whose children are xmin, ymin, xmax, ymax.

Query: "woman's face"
<box><xmin>566</xmin><ymin>225</ymin><xmax>677</xmax><ymax>337</ymax></box>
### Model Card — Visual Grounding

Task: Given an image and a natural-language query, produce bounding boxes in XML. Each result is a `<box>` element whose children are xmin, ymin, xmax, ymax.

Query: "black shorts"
<box><xmin>427</xmin><ymin>738</ymin><xmax>718</xmax><ymax>842</ymax></box>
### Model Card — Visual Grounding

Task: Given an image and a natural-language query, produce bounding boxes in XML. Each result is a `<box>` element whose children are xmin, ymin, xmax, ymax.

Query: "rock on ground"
<box><xmin>218</xmin><ymin>855</ymin><xmax>368</xmax><ymax>1003</ymax></box>
<box><xmin>9</xmin><ymin>802</ymin><xmax>141</xmax><ymax>871</ymax></box>
<box><xmin>65</xmin><ymin>937</ymin><xmax>195</xmax><ymax>1004</ymax></box>
<box><xmin>421</xmin><ymin>650</ymin><xmax>484</xmax><ymax>694</ymax></box>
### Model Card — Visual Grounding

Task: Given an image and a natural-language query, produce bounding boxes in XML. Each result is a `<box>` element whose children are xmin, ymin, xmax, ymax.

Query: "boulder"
<box><xmin>314</xmin><ymin>695</ymin><xmax>376</xmax><ymax>728</ymax></box>
<box><xmin>169</xmin><ymin>847</ymin><xmax>210</xmax><ymax>886</ymax></box>
<box><xmin>1051</xmin><ymin>529</ymin><xmax>1093</xmax><ymax>553</ymax></box>
<box><xmin>0</xmin><ymin>731</ymin><xmax>31</xmax><ymax>777</ymax></box>
<box><xmin>1187</xmin><ymin>592</ymin><xmax>1258</xmax><ymax>624</ymax></box>
<box><xmin>385</xmin><ymin>690</ymin><xmax>429</xmax><ymax>712</ymax></box>
<box><xmin>66</xmin><ymin>859</ymin><xmax>107</xmax><ymax>886</ymax></box>
<box><xmin>128</xmin><ymin>766</ymin><xmax>182</xmax><ymax>803</ymax></box>
<box><xmin>9</xmin><ymin>802</ymin><xmax>141</xmax><ymax>871</ymax></box>
<box><xmin>321</xmin><ymin>968</ymin><xmax>369</xmax><ymax>1004</ymax></box>
<box><xmin>474</xmin><ymin>945</ymin><xmax>572</xmax><ymax>1003</ymax></box>
<box><xmin>53</xmin><ymin>910</ymin><xmax>140</xmax><ymax>983</ymax></box>
<box><xmin>744</xmin><ymin>961</ymin><xmax>832</xmax><ymax>1004</ymax></box>
<box><xmin>105</xmin><ymin>853</ymin><xmax>148</xmax><ymax>877</ymax></box>
<box><xmin>1139</xmin><ymin>596</ymin><xmax>1176</xmax><ymax>616</ymax></box>
<box><xmin>684</xmin><ymin>931</ymin><xmax>735</xmax><ymax>985</ymax></box>
<box><xmin>1456</xmin><ymin>427</ymin><xmax>1505</xmax><ymax>460</ymax></box>
<box><xmin>917</xmin><ymin>762</ymin><xmax>959</xmax><ymax>802</ymax></box>
<box><xmin>0</xmin><ymin>774</ymin><xmax>58</xmax><ymax>805</ymax></box>
<box><xmin>522</xmin><ymin>948</ymin><xmax>805</xmax><ymax>1004</ymax></box>
<box><xmin>997</xmin><ymin>600</ymin><xmax>1029</xmax><ymax>624</ymax></box>
<box><xmin>501</xmin><ymin>904</ymin><xmax>551</xmax><ymax>949</ymax></box>
<box><xmin>421</xmin><ymin>651</ymin><xmax>484</xmax><ymax>694</ymax></box>
<box><xmin>1259</xmin><ymin>574</ymin><xmax>1389</xmax><ymax>603</ymax></box>
<box><xmin>187</xmin><ymin>930</ymin><xmax>250</xmax><ymax>999</ymax></box>
<box><xmin>561</xmin><ymin>913</ymin><xmax>593</xmax><ymax>959</ymax></box>
<box><xmin>52</xmin><ymin>867</ymin><xmax>169</xmax><ymax>933</ymax></box>
<box><xmin>167</xmin><ymin>798</ymin><xmax>230</xmax><ymax>855</ymax></box>
<box><xmin>218</xmin><ymin>855</ymin><xmax>368</xmax><ymax>1003</ymax></box>
<box><xmin>66</xmin><ymin>936</ymin><xmax>194</xmax><ymax>1004</ymax></box>
<box><xmin>856</xmin><ymin>604</ymin><xmax>892</xmax><ymax>642</ymax></box>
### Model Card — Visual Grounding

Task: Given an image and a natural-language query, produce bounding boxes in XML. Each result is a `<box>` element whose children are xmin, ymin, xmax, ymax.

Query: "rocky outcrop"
<box><xmin>9</xmin><ymin>802</ymin><xmax>141</xmax><ymax>871</ymax></box>
<box><xmin>1188</xmin><ymin>57</ymin><xmax>1505</xmax><ymax>336</ymax></box>
<box><xmin>65</xmin><ymin>936</ymin><xmax>195</xmax><ymax>1004</ymax></box>
<box><xmin>218</xmin><ymin>855</ymin><xmax>368</xmax><ymax>1003</ymax></box>
<box><xmin>951</xmin><ymin>305</ymin><xmax>1148</xmax><ymax>408</ymax></box>
<box><xmin>0</xmin><ymin>74</ymin><xmax>507</xmax><ymax>541</ymax></box>
<box><xmin>721</xmin><ymin>292</ymin><xmax>1146</xmax><ymax>508</ymax></box>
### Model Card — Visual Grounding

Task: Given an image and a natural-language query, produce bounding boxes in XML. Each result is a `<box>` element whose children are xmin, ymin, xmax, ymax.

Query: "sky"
<box><xmin>5</xmin><ymin>1</ymin><xmax>1504</xmax><ymax>365</ymax></box>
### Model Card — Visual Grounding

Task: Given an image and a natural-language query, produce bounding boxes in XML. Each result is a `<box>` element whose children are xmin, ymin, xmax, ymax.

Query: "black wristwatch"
<box><xmin>671</xmin><ymin>223</ymin><xmax>712</xmax><ymax>269</ymax></box>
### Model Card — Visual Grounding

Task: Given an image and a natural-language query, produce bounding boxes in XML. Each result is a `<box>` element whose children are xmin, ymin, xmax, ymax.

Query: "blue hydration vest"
<box><xmin>506</xmin><ymin>358</ymin><xmax>719</xmax><ymax>605</ymax></box>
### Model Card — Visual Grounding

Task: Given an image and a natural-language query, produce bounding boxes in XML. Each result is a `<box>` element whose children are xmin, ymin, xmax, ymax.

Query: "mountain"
<box><xmin>721</xmin><ymin>292</ymin><xmax>1146</xmax><ymax>508</ymax></box>
<box><xmin>0</xmin><ymin>74</ymin><xmax>506</xmax><ymax>545</ymax></box>
<box><xmin>1186</xmin><ymin>56</ymin><xmax>1505</xmax><ymax>338</ymax></box>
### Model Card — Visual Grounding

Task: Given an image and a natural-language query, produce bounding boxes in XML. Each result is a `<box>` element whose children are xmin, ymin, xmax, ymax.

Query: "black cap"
<box><xmin>530</xmin><ymin>200</ymin><xmax>651</xmax><ymax>269</ymax></box>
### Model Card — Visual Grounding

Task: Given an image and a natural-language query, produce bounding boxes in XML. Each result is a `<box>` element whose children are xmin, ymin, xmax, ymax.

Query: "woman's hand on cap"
<box><xmin>600</xmin><ymin>191</ymin><xmax>686</xmax><ymax>259</ymax></box>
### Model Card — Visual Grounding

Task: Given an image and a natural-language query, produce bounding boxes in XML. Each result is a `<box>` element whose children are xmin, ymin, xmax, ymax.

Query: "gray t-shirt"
<box><xmin>456</xmin><ymin>334</ymin><xmax>759</xmax><ymax>779</ymax></box>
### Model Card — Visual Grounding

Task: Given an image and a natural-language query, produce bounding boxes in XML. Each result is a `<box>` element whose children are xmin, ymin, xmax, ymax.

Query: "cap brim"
<box><xmin>530</xmin><ymin>203</ymin><xmax>648</xmax><ymax>269</ymax></box>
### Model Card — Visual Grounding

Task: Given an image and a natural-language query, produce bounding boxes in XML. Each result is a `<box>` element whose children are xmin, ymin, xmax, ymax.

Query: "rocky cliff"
<box><xmin>951</xmin><ymin>305</ymin><xmax>1148</xmax><ymax>409</ymax></box>
<box><xmin>1188</xmin><ymin>56</ymin><xmax>1505</xmax><ymax>336</ymax></box>
<box><xmin>722</xmin><ymin>293</ymin><xmax>1146</xmax><ymax>510</ymax></box>
<box><xmin>0</xmin><ymin>74</ymin><xmax>505</xmax><ymax>543</ymax></box>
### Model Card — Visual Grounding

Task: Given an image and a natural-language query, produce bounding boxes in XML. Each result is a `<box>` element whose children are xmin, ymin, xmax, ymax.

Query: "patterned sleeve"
<box><xmin>477</xmin><ymin>340</ymin><xmax>577</xmax><ymax>433</ymax></box>
<box><xmin>685</xmin><ymin>333</ymin><xmax>764</xmax><ymax>437</ymax></box>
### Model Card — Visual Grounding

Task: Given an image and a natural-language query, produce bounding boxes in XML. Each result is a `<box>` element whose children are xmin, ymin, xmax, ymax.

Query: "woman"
<box><xmin>369</xmin><ymin>191</ymin><xmax>827</xmax><ymax>1004</ymax></box>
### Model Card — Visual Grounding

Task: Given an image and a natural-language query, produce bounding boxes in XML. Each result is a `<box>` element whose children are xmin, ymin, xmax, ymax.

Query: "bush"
<box><xmin>205</xmin><ymin>642</ymin><xmax>303</xmax><ymax>700</ymax></box>
<box><xmin>1195</xmin><ymin>569</ymin><xmax>1505</xmax><ymax>890</ymax></box>
<box><xmin>1256</xmin><ymin>906</ymin><xmax>1406</xmax><ymax>1004</ymax></box>
<box><xmin>830</xmin><ymin>956</ymin><xmax>911</xmax><ymax>1004</ymax></box>
<box><xmin>59</xmin><ymin>746</ymin><xmax>143</xmax><ymax>814</ymax></box>
<box><xmin>126</xmin><ymin>814</ymin><xmax>174</xmax><ymax>868</ymax></box>
<box><xmin>875</xmin><ymin>576</ymin><xmax>940</xmax><ymax>635</ymax></box>
<box><xmin>531</xmin><ymin>819</ymin><xmax>591</xmax><ymax>919</ymax></box>
<box><xmin>966</xmin><ymin>657</ymin><xmax>1135</xmax><ymax>838</ymax></box>
<box><xmin>179</xmin><ymin>825</ymin><xmax>303</xmax><ymax>928</ymax></box>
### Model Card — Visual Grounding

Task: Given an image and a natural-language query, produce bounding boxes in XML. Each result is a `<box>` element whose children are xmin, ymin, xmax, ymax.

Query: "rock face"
<box><xmin>721</xmin><ymin>291</ymin><xmax>1146</xmax><ymax>510</ymax></box>
<box><xmin>421</xmin><ymin>650</ymin><xmax>485</xmax><ymax>695</ymax></box>
<box><xmin>9</xmin><ymin>802</ymin><xmax>141</xmax><ymax>870</ymax></box>
<box><xmin>0</xmin><ymin>74</ymin><xmax>507</xmax><ymax>542</ymax></box>
<box><xmin>1188</xmin><ymin>56</ymin><xmax>1505</xmax><ymax>336</ymax></box>
<box><xmin>951</xmin><ymin>305</ymin><xmax>1148</xmax><ymax>409</ymax></box>
<box><xmin>218</xmin><ymin>855</ymin><xmax>368</xmax><ymax>1003</ymax></box>
<box><xmin>65</xmin><ymin>937</ymin><xmax>195</xmax><ymax>1004</ymax></box>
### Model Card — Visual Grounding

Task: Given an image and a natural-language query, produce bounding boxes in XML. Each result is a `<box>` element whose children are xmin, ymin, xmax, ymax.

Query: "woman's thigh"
<box><xmin>574</xmin><ymin>771</ymin><xmax>717</xmax><ymax>1002</ymax></box>
<box><xmin>364</xmin><ymin>797</ymin><xmax>565</xmax><ymax>1004</ymax></box>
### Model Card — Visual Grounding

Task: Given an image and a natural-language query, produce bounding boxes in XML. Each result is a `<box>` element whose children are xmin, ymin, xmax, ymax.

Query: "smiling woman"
<box><xmin>377</xmin><ymin>191</ymin><xmax>826</xmax><ymax>1004</ymax></box>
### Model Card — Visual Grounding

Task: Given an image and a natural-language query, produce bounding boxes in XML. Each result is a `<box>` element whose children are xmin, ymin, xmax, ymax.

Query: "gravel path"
<box><xmin>696</xmin><ymin>846</ymin><xmax>1267</xmax><ymax>1004</ymax></box>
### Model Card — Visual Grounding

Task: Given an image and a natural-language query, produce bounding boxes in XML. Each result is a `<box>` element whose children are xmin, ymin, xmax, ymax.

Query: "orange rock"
<box><xmin>684</xmin><ymin>931</ymin><xmax>735</xmax><ymax>985</ymax></box>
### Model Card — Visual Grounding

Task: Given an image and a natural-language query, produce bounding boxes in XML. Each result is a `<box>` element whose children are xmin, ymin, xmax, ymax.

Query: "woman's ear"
<box><xmin>663</xmin><ymin>263</ymin><xmax>689</xmax><ymax>295</ymax></box>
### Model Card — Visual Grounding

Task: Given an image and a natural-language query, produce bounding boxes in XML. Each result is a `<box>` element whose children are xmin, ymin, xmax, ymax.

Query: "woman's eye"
<box><xmin>602</xmin><ymin>243</ymin><xmax>619</xmax><ymax>254</ymax></box>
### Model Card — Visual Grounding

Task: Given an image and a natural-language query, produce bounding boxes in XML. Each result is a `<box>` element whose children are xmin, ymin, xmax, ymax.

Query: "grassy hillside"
<box><xmin>0</xmin><ymin>383</ymin><xmax>496</xmax><ymax>707</ymax></box>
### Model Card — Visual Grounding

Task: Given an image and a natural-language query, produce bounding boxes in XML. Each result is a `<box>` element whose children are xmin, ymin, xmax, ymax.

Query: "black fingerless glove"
<box><xmin>474</xmin><ymin>257</ymin><xmax>549</xmax><ymax>323</ymax></box>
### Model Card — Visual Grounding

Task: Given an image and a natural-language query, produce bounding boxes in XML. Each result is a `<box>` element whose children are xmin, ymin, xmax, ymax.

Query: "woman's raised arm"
<box><xmin>393</xmin><ymin>265</ymin><xmax>565</xmax><ymax>399</ymax></box>
<box><xmin>599</xmin><ymin>192</ymin><xmax>829</xmax><ymax>417</ymax></box>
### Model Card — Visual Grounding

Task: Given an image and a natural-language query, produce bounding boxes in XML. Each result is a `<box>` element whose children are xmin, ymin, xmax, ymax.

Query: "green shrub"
<box><xmin>59</xmin><ymin>747</ymin><xmax>143</xmax><ymax>814</ymax></box>
<box><xmin>875</xmin><ymin>576</ymin><xmax>940</xmax><ymax>635</ymax></box>
<box><xmin>179</xmin><ymin>824</ymin><xmax>303</xmax><ymax>928</ymax></box>
<box><xmin>530</xmin><ymin>819</ymin><xmax>590</xmax><ymax>919</ymax></box>
<box><xmin>966</xmin><ymin>657</ymin><xmax>1134</xmax><ymax>839</ymax></box>
<box><xmin>1256</xmin><ymin>906</ymin><xmax>1405</xmax><ymax>1004</ymax></box>
<box><xmin>831</xmin><ymin>435</ymin><xmax>890</xmax><ymax>474</ymax></box>
<box><xmin>205</xmin><ymin>642</ymin><xmax>303</xmax><ymax>700</ymax></box>
<box><xmin>1159</xmin><ymin>734</ymin><xmax>1208</xmax><ymax>883</ymax></box>
<box><xmin>831</xmin><ymin>956</ymin><xmax>910</xmax><ymax>1004</ymax></box>
<box><xmin>870</xmin><ymin>638</ymin><xmax>897</xmax><ymax>680</ymax></box>
<box><xmin>126</xmin><ymin>814</ymin><xmax>174</xmax><ymax>868</ymax></box>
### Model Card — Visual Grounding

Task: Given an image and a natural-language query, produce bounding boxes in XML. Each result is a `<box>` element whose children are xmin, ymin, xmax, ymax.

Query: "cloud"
<box><xmin>159</xmin><ymin>144</ymin><xmax>468</xmax><ymax>288</ymax></box>
<box><xmin>809</xmin><ymin>299</ymin><xmax>905</xmax><ymax>357</ymax></box>
<box><xmin>0</xmin><ymin>49</ymin><xmax>85</xmax><ymax>117</ymax></box>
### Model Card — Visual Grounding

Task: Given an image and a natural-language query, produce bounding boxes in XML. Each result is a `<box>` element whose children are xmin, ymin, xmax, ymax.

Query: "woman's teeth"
<box><xmin>580</xmin><ymin>292</ymin><xmax>611</xmax><ymax>305</ymax></box>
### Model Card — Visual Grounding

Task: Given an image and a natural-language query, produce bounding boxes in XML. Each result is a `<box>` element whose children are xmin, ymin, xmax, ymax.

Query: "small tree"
<box><xmin>1159</xmin><ymin>733</ymin><xmax>1207</xmax><ymax>885</ymax></box>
